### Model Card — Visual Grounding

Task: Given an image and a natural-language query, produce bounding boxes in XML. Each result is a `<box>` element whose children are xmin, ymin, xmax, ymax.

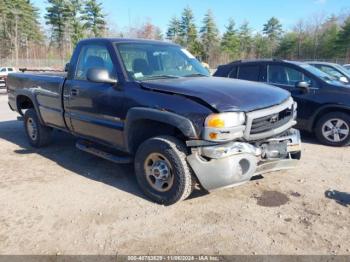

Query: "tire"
<box><xmin>24</xmin><ymin>108</ymin><xmax>52</xmax><ymax>147</ymax></box>
<box><xmin>315</xmin><ymin>112</ymin><xmax>350</xmax><ymax>147</ymax></box>
<box><xmin>134</xmin><ymin>135</ymin><xmax>195</xmax><ymax>205</ymax></box>
<box><xmin>291</xmin><ymin>151</ymin><xmax>301</xmax><ymax>160</ymax></box>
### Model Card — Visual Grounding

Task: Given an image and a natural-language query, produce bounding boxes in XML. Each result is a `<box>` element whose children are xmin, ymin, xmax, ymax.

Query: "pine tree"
<box><xmin>336</xmin><ymin>17</ymin><xmax>350</xmax><ymax>60</ymax></box>
<box><xmin>263</xmin><ymin>17</ymin><xmax>283</xmax><ymax>40</ymax></box>
<box><xmin>200</xmin><ymin>10</ymin><xmax>219</xmax><ymax>62</ymax></box>
<box><xmin>274</xmin><ymin>32</ymin><xmax>297</xmax><ymax>59</ymax></box>
<box><xmin>0</xmin><ymin>0</ymin><xmax>43</xmax><ymax>61</ymax></box>
<box><xmin>317</xmin><ymin>16</ymin><xmax>339</xmax><ymax>59</ymax></box>
<box><xmin>45</xmin><ymin>0</ymin><xmax>70</xmax><ymax>57</ymax></box>
<box><xmin>263</xmin><ymin>17</ymin><xmax>283</xmax><ymax>56</ymax></box>
<box><xmin>253</xmin><ymin>33</ymin><xmax>270</xmax><ymax>58</ymax></box>
<box><xmin>66</xmin><ymin>0</ymin><xmax>85</xmax><ymax>47</ymax></box>
<box><xmin>179</xmin><ymin>7</ymin><xmax>198</xmax><ymax>48</ymax></box>
<box><xmin>166</xmin><ymin>16</ymin><xmax>181</xmax><ymax>43</ymax></box>
<box><xmin>238</xmin><ymin>21</ymin><xmax>252</xmax><ymax>58</ymax></box>
<box><xmin>82</xmin><ymin>0</ymin><xmax>106</xmax><ymax>37</ymax></box>
<box><xmin>221</xmin><ymin>18</ymin><xmax>240</xmax><ymax>59</ymax></box>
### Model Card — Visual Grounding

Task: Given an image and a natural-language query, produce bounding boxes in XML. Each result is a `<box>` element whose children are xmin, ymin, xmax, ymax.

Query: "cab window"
<box><xmin>75</xmin><ymin>44</ymin><xmax>115</xmax><ymax>81</ymax></box>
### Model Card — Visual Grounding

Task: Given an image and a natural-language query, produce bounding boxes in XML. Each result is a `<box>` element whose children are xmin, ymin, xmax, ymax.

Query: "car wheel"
<box><xmin>315</xmin><ymin>112</ymin><xmax>350</xmax><ymax>147</ymax></box>
<box><xmin>24</xmin><ymin>109</ymin><xmax>52</xmax><ymax>147</ymax></box>
<box><xmin>134</xmin><ymin>135</ymin><xmax>195</xmax><ymax>205</ymax></box>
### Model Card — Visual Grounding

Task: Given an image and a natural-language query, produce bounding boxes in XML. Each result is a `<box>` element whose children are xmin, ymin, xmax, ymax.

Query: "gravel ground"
<box><xmin>0</xmin><ymin>92</ymin><xmax>349</xmax><ymax>255</ymax></box>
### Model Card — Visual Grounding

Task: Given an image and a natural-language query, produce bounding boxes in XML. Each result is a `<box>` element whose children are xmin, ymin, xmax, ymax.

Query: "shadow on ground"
<box><xmin>0</xmin><ymin>120</ymin><xmax>148</xmax><ymax>201</ymax></box>
<box><xmin>325</xmin><ymin>190</ymin><xmax>350</xmax><ymax>207</ymax></box>
<box><xmin>0</xmin><ymin>119</ymin><xmax>207</xmax><ymax>203</ymax></box>
<box><xmin>299</xmin><ymin>131</ymin><xmax>320</xmax><ymax>145</ymax></box>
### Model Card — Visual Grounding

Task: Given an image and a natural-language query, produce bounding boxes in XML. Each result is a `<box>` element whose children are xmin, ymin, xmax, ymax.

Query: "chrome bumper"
<box><xmin>187</xmin><ymin>128</ymin><xmax>301</xmax><ymax>191</ymax></box>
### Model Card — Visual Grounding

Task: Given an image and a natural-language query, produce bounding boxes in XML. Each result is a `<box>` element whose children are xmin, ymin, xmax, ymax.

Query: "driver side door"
<box><xmin>64</xmin><ymin>43</ymin><xmax>125</xmax><ymax>149</ymax></box>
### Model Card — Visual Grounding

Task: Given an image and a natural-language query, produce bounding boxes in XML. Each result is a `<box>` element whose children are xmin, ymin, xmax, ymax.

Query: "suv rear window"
<box><xmin>237</xmin><ymin>65</ymin><xmax>260</xmax><ymax>81</ymax></box>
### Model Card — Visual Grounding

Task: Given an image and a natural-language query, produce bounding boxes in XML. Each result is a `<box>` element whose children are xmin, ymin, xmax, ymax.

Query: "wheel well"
<box><xmin>128</xmin><ymin>120</ymin><xmax>186</xmax><ymax>154</ymax></box>
<box><xmin>313</xmin><ymin>107</ymin><xmax>350</xmax><ymax>130</ymax></box>
<box><xmin>16</xmin><ymin>95</ymin><xmax>34</xmax><ymax>115</ymax></box>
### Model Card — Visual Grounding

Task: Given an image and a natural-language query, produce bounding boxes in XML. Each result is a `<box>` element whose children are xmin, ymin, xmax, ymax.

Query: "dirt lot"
<box><xmin>0</xmin><ymin>91</ymin><xmax>349</xmax><ymax>255</ymax></box>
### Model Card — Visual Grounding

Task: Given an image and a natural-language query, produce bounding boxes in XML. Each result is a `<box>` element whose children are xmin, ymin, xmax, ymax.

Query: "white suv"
<box><xmin>0</xmin><ymin>67</ymin><xmax>16</xmax><ymax>88</ymax></box>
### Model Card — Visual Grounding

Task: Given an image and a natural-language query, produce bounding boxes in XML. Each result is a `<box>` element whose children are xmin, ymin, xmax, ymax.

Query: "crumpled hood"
<box><xmin>141</xmin><ymin>77</ymin><xmax>291</xmax><ymax>112</ymax></box>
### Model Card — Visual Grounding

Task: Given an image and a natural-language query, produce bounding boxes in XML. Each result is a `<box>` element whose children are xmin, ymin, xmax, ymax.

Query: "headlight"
<box><xmin>204</xmin><ymin>112</ymin><xmax>246</xmax><ymax>142</ymax></box>
<box><xmin>205</xmin><ymin>112</ymin><xmax>245</xmax><ymax>128</ymax></box>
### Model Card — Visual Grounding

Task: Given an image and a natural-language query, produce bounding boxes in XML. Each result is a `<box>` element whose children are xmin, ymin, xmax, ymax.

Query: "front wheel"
<box><xmin>315</xmin><ymin>112</ymin><xmax>350</xmax><ymax>147</ymax></box>
<box><xmin>134</xmin><ymin>136</ymin><xmax>195</xmax><ymax>205</ymax></box>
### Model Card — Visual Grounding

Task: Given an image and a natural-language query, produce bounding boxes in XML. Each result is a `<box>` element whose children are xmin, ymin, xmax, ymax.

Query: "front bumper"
<box><xmin>187</xmin><ymin>128</ymin><xmax>301</xmax><ymax>191</ymax></box>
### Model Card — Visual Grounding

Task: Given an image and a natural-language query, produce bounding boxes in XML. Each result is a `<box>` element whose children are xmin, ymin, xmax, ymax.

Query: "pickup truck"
<box><xmin>0</xmin><ymin>67</ymin><xmax>16</xmax><ymax>89</ymax></box>
<box><xmin>7</xmin><ymin>38</ymin><xmax>301</xmax><ymax>205</ymax></box>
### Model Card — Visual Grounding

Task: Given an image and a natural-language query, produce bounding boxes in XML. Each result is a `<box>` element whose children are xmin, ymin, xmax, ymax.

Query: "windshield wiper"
<box><xmin>183</xmin><ymin>73</ymin><xmax>208</xmax><ymax>77</ymax></box>
<box><xmin>141</xmin><ymin>75</ymin><xmax>181</xmax><ymax>80</ymax></box>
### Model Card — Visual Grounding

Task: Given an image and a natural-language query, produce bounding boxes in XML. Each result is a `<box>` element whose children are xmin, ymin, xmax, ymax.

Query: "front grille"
<box><xmin>250</xmin><ymin>107</ymin><xmax>293</xmax><ymax>135</ymax></box>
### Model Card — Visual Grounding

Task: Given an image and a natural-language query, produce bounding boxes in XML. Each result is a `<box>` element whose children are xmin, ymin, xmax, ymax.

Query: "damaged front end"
<box><xmin>186</xmin><ymin>98</ymin><xmax>302</xmax><ymax>192</ymax></box>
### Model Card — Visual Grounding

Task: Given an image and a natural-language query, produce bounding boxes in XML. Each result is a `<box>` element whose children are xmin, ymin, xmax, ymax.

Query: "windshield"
<box><xmin>300</xmin><ymin>64</ymin><xmax>338</xmax><ymax>82</ymax></box>
<box><xmin>116</xmin><ymin>43</ymin><xmax>210</xmax><ymax>81</ymax></box>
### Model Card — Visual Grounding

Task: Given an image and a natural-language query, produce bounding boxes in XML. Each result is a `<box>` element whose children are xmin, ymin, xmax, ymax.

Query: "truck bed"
<box><xmin>7</xmin><ymin>72</ymin><xmax>67</xmax><ymax>129</ymax></box>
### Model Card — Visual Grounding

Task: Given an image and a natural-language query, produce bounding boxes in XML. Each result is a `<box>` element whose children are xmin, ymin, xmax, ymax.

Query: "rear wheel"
<box><xmin>315</xmin><ymin>112</ymin><xmax>350</xmax><ymax>147</ymax></box>
<box><xmin>134</xmin><ymin>135</ymin><xmax>195</xmax><ymax>205</ymax></box>
<box><xmin>24</xmin><ymin>109</ymin><xmax>52</xmax><ymax>147</ymax></box>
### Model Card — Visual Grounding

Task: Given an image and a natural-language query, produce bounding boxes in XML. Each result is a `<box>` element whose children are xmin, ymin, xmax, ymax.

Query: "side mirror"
<box><xmin>87</xmin><ymin>68</ymin><xmax>117</xmax><ymax>84</ymax></box>
<box><xmin>295</xmin><ymin>81</ymin><xmax>310</xmax><ymax>93</ymax></box>
<box><xmin>339</xmin><ymin>76</ymin><xmax>349</xmax><ymax>83</ymax></box>
<box><xmin>64</xmin><ymin>63</ymin><xmax>70</xmax><ymax>72</ymax></box>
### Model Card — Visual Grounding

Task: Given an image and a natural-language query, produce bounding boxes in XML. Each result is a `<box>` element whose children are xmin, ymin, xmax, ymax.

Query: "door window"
<box><xmin>268</xmin><ymin>64</ymin><xmax>313</xmax><ymax>86</ymax></box>
<box><xmin>237</xmin><ymin>65</ymin><xmax>260</xmax><ymax>81</ymax></box>
<box><xmin>75</xmin><ymin>44</ymin><xmax>115</xmax><ymax>80</ymax></box>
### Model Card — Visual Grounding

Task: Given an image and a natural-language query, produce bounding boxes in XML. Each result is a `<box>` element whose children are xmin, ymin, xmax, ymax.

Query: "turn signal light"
<box><xmin>209</xmin><ymin>132</ymin><xmax>218</xmax><ymax>139</ymax></box>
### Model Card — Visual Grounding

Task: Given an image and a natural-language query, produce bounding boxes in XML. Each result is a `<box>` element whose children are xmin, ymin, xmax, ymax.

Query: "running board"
<box><xmin>76</xmin><ymin>140</ymin><xmax>133</xmax><ymax>164</ymax></box>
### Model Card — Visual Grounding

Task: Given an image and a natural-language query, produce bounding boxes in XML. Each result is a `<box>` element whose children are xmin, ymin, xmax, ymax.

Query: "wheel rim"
<box><xmin>322</xmin><ymin>118</ymin><xmax>349</xmax><ymax>143</ymax></box>
<box><xmin>26</xmin><ymin>117</ymin><xmax>38</xmax><ymax>141</ymax></box>
<box><xmin>144</xmin><ymin>153</ymin><xmax>174</xmax><ymax>192</ymax></box>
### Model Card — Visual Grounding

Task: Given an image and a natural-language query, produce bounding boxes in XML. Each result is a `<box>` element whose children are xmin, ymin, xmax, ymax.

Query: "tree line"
<box><xmin>45</xmin><ymin>0</ymin><xmax>106</xmax><ymax>59</ymax></box>
<box><xmin>166</xmin><ymin>7</ymin><xmax>350</xmax><ymax>67</ymax></box>
<box><xmin>0</xmin><ymin>0</ymin><xmax>106</xmax><ymax>63</ymax></box>
<box><xmin>0</xmin><ymin>1</ymin><xmax>349</xmax><ymax>67</ymax></box>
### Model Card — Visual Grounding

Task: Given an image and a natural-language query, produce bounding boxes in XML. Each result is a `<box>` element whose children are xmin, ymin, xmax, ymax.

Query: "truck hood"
<box><xmin>141</xmin><ymin>77</ymin><xmax>291</xmax><ymax>112</ymax></box>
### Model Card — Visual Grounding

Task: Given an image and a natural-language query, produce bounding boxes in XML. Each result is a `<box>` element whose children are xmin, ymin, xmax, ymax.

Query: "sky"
<box><xmin>32</xmin><ymin>0</ymin><xmax>350</xmax><ymax>34</ymax></box>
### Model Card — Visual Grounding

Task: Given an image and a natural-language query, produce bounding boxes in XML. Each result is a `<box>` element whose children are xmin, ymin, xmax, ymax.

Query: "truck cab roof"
<box><xmin>78</xmin><ymin>37</ymin><xmax>179</xmax><ymax>47</ymax></box>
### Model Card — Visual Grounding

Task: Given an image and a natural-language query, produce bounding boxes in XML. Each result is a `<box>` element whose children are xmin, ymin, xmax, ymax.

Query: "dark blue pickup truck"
<box><xmin>7</xmin><ymin>38</ymin><xmax>301</xmax><ymax>204</ymax></box>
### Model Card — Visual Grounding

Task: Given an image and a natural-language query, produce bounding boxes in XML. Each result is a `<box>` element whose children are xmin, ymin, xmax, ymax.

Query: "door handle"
<box><xmin>70</xmin><ymin>88</ymin><xmax>79</xmax><ymax>96</ymax></box>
